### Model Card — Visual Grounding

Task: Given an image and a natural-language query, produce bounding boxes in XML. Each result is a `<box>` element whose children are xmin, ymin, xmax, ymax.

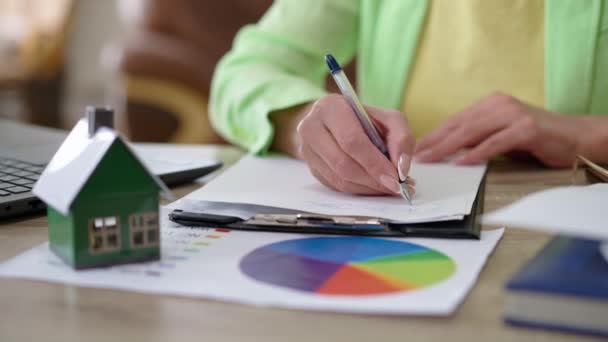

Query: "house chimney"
<box><xmin>86</xmin><ymin>106</ymin><xmax>114</xmax><ymax>137</ymax></box>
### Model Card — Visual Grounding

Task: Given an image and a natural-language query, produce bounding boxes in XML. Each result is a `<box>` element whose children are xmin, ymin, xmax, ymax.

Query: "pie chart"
<box><xmin>239</xmin><ymin>237</ymin><xmax>456</xmax><ymax>296</ymax></box>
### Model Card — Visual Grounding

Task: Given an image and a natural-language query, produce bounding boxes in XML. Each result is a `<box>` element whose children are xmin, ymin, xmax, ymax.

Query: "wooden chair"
<box><xmin>0</xmin><ymin>0</ymin><xmax>74</xmax><ymax>128</ymax></box>
<box><xmin>114</xmin><ymin>0</ymin><xmax>272</xmax><ymax>143</ymax></box>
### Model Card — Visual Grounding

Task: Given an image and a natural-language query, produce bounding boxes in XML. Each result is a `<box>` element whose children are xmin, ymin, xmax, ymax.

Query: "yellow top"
<box><xmin>402</xmin><ymin>0</ymin><xmax>545</xmax><ymax>138</ymax></box>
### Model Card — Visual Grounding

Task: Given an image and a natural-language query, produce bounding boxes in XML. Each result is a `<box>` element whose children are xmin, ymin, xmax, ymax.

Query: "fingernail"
<box><xmin>415</xmin><ymin>150</ymin><xmax>432</xmax><ymax>162</ymax></box>
<box><xmin>379</xmin><ymin>175</ymin><xmax>401</xmax><ymax>194</ymax></box>
<box><xmin>405</xmin><ymin>177</ymin><xmax>416</xmax><ymax>186</ymax></box>
<box><xmin>398</xmin><ymin>153</ymin><xmax>411</xmax><ymax>181</ymax></box>
<box><xmin>297</xmin><ymin>144</ymin><xmax>305</xmax><ymax>158</ymax></box>
<box><xmin>407</xmin><ymin>184</ymin><xmax>416</xmax><ymax>196</ymax></box>
<box><xmin>454</xmin><ymin>154</ymin><xmax>468</xmax><ymax>164</ymax></box>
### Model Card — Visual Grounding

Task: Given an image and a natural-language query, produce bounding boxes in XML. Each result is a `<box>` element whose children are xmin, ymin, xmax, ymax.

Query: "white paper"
<box><xmin>0</xmin><ymin>208</ymin><xmax>503</xmax><ymax>316</ymax></box>
<box><xmin>483</xmin><ymin>184</ymin><xmax>608</xmax><ymax>241</ymax></box>
<box><xmin>178</xmin><ymin>155</ymin><xmax>486</xmax><ymax>223</ymax></box>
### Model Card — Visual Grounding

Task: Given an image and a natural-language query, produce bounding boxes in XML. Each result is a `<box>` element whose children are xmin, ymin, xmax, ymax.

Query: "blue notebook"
<box><xmin>505</xmin><ymin>236</ymin><xmax>608</xmax><ymax>337</ymax></box>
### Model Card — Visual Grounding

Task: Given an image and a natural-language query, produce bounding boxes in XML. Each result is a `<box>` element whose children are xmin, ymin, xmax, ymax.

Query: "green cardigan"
<box><xmin>210</xmin><ymin>0</ymin><xmax>608</xmax><ymax>154</ymax></box>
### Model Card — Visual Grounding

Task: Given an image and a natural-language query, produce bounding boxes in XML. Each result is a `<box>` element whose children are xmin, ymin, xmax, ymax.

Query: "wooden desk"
<box><xmin>0</xmin><ymin>157</ymin><xmax>601</xmax><ymax>342</ymax></box>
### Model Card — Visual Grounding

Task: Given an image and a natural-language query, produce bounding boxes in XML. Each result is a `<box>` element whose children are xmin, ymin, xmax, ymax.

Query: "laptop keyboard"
<box><xmin>0</xmin><ymin>158</ymin><xmax>45</xmax><ymax>197</ymax></box>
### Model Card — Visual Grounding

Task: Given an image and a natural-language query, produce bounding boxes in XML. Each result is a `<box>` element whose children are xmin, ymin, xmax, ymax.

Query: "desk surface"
<box><xmin>0</xmin><ymin>152</ymin><xmax>602</xmax><ymax>342</ymax></box>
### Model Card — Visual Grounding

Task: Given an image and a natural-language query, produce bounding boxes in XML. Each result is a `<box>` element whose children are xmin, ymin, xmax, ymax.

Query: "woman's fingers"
<box><xmin>415</xmin><ymin>92</ymin><xmax>550</xmax><ymax>164</ymax></box>
<box><xmin>296</xmin><ymin>94</ymin><xmax>418</xmax><ymax>196</ymax></box>
<box><xmin>414</xmin><ymin>94</ymin><xmax>495</xmax><ymax>153</ymax></box>
<box><xmin>454</xmin><ymin>117</ymin><xmax>535</xmax><ymax>165</ymax></box>
<box><xmin>298</xmin><ymin>108</ymin><xmax>398</xmax><ymax>194</ymax></box>
<box><xmin>415</xmin><ymin>116</ymin><xmax>463</xmax><ymax>153</ymax></box>
<box><xmin>300</xmin><ymin>144</ymin><xmax>388</xmax><ymax>195</ymax></box>
<box><xmin>368</xmin><ymin>106</ymin><xmax>416</xmax><ymax>182</ymax></box>
<box><xmin>319</xmin><ymin>97</ymin><xmax>400</xmax><ymax>186</ymax></box>
<box><xmin>416</xmin><ymin>115</ymin><xmax>512</xmax><ymax>162</ymax></box>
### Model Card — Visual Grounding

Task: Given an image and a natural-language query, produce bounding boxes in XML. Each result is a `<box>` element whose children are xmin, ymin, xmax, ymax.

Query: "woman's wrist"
<box><xmin>270</xmin><ymin>103</ymin><xmax>313</xmax><ymax>158</ymax></box>
<box><xmin>576</xmin><ymin>116</ymin><xmax>608</xmax><ymax>163</ymax></box>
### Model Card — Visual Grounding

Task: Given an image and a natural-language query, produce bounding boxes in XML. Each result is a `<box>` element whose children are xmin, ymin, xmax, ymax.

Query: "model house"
<box><xmin>33</xmin><ymin>107</ymin><xmax>171</xmax><ymax>269</ymax></box>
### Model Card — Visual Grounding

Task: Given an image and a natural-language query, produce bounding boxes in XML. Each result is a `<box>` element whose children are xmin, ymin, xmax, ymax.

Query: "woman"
<box><xmin>210</xmin><ymin>0</ymin><xmax>608</xmax><ymax>196</ymax></box>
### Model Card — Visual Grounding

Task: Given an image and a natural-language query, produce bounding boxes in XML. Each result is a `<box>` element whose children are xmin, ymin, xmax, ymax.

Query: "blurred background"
<box><xmin>0</xmin><ymin>0</ymin><xmax>272</xmax><ymax>144</ymax></box>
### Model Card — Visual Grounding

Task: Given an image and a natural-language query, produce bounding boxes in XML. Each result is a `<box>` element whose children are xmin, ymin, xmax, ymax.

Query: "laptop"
<box><xmin>0</xmin><ymin>118</ymin><xmax>222</xmax><ymax>219</ymax></box>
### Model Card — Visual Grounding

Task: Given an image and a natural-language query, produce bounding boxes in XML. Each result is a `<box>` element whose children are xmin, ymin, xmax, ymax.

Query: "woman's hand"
<box><xmin>415</xmin><ymin>92</ymin><xmax>600</xmax><ymax>168</ymax></box>
<box><xmin>272</xmin><ymin>94</ymin><xmax>416</xmax><ymax>195</ymax></box>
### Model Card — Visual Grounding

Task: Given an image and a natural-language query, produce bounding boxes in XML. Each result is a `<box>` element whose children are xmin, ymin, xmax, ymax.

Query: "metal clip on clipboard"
<box><xmin>168</xmin><ymin>210</ymin><xmax>390</xmax><ymax>234</ymax></box>
<box><xmin>247</xmin><ymin>213</ymin><xmax>389</xmax><ymax>232</ymax></box>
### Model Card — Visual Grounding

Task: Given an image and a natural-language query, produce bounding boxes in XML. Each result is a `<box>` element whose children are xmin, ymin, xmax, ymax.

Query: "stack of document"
<box><xmin>0</xmin><ymin>153</ymin><xmax>500</xmax><ymax>317</ymax></box>
<box><xmin>176</xmin><ymin>154</ymin><xmax>487</xmax><ymax>223</ymax></box>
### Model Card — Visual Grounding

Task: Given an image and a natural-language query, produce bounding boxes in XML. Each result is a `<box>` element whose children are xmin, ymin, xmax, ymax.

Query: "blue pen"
<box><xmin>325</xmin><ymin>54</ymin><xmax>412</xmax><ymax>204</ymax></box>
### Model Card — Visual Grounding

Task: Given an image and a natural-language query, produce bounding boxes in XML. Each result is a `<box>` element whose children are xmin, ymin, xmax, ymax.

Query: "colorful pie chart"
<box><xmin>239</xmin><ymin>237</ymin><xmax>456</xmax><ymax>296</ymax></box>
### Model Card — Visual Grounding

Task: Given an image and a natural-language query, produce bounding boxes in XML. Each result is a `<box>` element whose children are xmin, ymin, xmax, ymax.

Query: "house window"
<box><xmin>129</xmin><ymin>212</ymin><xmax>159</xmax><ymax>248</ymax></box>
<box><xmin>88</xmin><ymin>216</ymin><xmax>121</xmax><ymax>253</ymax></box>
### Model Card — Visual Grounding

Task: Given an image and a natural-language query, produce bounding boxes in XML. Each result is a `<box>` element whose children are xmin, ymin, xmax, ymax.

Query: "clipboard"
<box><xmin>168</xmin><ymin>177</ymin><xmax>485</xmax><ymax>240</ymax></box>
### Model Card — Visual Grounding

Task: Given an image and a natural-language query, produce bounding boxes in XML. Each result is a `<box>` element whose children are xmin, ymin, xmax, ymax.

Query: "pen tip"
<box><xmin>325</xmin><ymin>54</ymin><xmax>341</xmax><ymax>73</ymax></box>
<box><xmin>399</xmin><ymin>182</ymin><xmax>412</xmax><ymax>205</ymax></box>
